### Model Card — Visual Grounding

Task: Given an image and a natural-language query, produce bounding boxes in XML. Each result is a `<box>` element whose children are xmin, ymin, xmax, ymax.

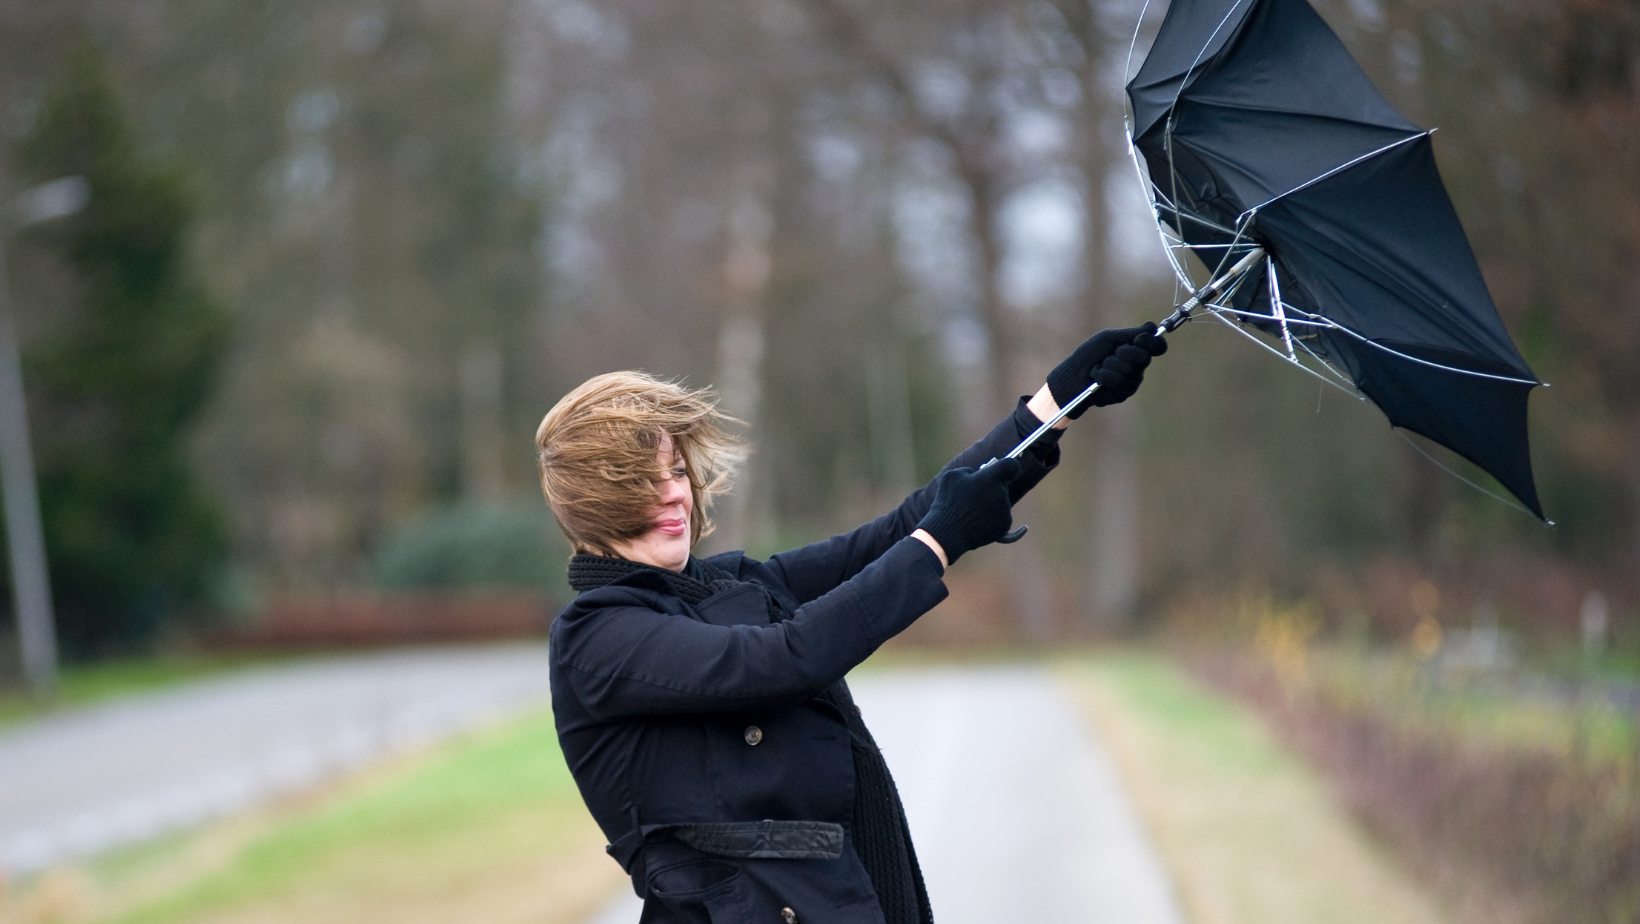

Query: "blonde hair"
<box><xmin>536</xmin><ymin>371</ymin><xmax>743</xmax><ymax>556</ymax></box>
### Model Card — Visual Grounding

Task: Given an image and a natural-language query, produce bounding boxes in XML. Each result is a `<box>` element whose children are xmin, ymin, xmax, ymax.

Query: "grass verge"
<box><xmin>0</xmin><ymin>708</ymin><xmax>622</xmax><ymax>924</ymax></box>
<box><xmin>1057</xmin><ymin>650</ymin><xmax>1452</xmax><ymax>924</ymax></box>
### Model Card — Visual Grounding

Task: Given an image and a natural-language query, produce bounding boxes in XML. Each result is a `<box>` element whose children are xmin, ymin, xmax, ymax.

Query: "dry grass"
<box><xmin>1198</xmin><ymin>649</ymin><xmax>1640</xmax><ymax>924</ymax></box>
<box><xmin>1059</xmin><ymin>651</ymin><xmax>1454</xmax><ymax>924</ymax></box>
<box><xmin>165</xmin><ymin>832</ymin><xmax>619</xmax><ymax>924</ymax></box>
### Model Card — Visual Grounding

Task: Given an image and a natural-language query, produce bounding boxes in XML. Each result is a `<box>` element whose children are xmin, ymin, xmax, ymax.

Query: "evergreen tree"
<box><xmin>15</xmin><ymin>45</ymin><xmax>229</xmax><ymax>657</ymax></box>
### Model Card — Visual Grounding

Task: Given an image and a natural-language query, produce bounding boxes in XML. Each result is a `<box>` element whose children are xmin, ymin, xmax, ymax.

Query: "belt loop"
<box><xmin>605</xmin><ymin>808</ymin><xmax>649</xmax><ymax>899</ymax></box>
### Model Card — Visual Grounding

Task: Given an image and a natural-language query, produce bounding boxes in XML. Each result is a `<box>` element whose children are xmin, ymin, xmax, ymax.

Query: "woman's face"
<box><xmin>608</xmin><ymin>431</ymin><xmax>694</xmax><ymax>571</ymax></box>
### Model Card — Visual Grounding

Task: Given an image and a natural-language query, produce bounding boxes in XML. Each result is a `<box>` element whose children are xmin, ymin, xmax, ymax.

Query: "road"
<box><xmin>583</xmin><ymin>664</ymin><xmax>1184</xmax><ymax>924</ymax></box>
<box><xmin>0</xmin><ymin>643</ymin><xmax>555</xmax><ymax>875</ymax></box>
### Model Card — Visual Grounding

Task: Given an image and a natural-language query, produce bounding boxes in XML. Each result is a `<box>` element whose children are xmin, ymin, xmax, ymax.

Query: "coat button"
<box><xmin>780</xmin><ymin>908</ymin><xmax>797</xmax><ymax>924</ymax></box>
<box><xmin>744</xmin><ymin>725</ymin><xmax>763</xmax><ymax>746</ymax></box>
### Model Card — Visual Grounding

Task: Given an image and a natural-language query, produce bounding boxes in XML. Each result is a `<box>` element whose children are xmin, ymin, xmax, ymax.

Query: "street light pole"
<box><xmin>0</xmin><ymin>174</ymin><xmax>88</xmax><ymax>696</ymax></box>
<box><xmin>0</xmin><ymin>234</ymin><xmax>56</xmax><ymax>695</ymax></box>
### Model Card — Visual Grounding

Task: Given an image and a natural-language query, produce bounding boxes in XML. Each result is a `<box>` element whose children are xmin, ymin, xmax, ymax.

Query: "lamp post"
<box><xmin>1</xmin><ymin>175</ymin><xmax>89</xmax><ymax>696</ymax></box>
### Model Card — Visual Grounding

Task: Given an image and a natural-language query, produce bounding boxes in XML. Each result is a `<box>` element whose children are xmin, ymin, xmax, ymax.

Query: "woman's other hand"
<box><xmin>1044</xmin><ymin>322</ymin><xmax>1169</xmax><ymax>418</ymax></box>
<box><xmin>913</xmin><ymin>459</ymin><xmax>1022</xmax><ymax>566</ymax></box>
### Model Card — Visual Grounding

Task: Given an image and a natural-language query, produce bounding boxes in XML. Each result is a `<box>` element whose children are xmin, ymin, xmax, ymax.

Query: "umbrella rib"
<box><xmin>1203</xmin><ymin>303</ymin><xmax>1375</xmax><ymax>390</ymax></box>
<box><xmin>1162</xmin><ymin>0</ymin><xmax>1254</xmax><ymax>124</ymax></box>
<box><xmin>1178</xmin><ymin>98</ymin><xmax>1423</xmax><ymax>135</ymax></box>
<box><xmin>1157</xmin><ymin>227</ymin><xmax>1196</xmax><ymax>289</ymax></box>
<box><xmin>1167</xmin><ymin>133</ymin><xmax>1183</xmax><ymax>246</ymax></box>
<box><xmin>1260</xmin><ymin>204</ymin><xmax>1528</xmax><ymax>364</ymax></box>
<box><xmin>1129</xmin><ymin>135</ymin><xmax>1197</xmax><ymax>291</ymax></box>
<box><xmin>1213</xmin><ymin>303</ymin><xmax>1534</xmax><ymax>386</ymax></box>
<box><xmin>1202</xmin><ymin>305</ymin><xmax>1363</xmax><ymax>399</ymax></box>
<box><xmin>1394</xmin><ymin>429</ymin><xmax>1550</xmax><ymax>524</ymax></box>
<box><xmin>1274</xmin><ymin>305</ymin><xmax>1540</xmax><ymax>386</ymax></box>
<box><xmin>1291</xmin><ymin>332</ymin><xmax>1361</xmax><ymax>390</ymax></box>
<box><xmin>1122</xmin><ymin>0</ymin><xmax>1154</xmax><ymax>89</ymax></box>
<box><xmin>1245</xmin><ymin>130</ymin><xmax>1429</xmax><ymax>213</ymax></box>
<box><xmin>1212</xmin><ymin>305</ymin><xmax>1333</xmax><ymax>330</ymax></box>
<box><xmin>1161</xmin><ymin>0</ymin><xmax>1252</xmax><ymax>247</ymax></box>
<box><xmin>1154</xmin><ymin>201</ymin><xmax>1241</xmax><ymax>238</ymax></box>
<box><xmin>1202</xmin><ymin>213</ymin><xmax>1259</xmax><ymax>292</ymax></box>
<box><xmin>1268</xmin><ymin>256</ymin><xmax>1296</xmax><ymax>360</ymax></box>
<box><xmin>1132</xmin><ymin>130</ymin><xmax>1262</xmax><ymax>300</ymax></box>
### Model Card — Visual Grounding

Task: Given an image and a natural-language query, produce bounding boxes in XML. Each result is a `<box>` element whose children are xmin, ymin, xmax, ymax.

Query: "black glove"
<box><xmin>1045</xmin><ymin>322</ymin><xmax>1170</xmax><ymax>418</ymax></box>
<box><xmin>916</xmin><ymin>459</ymin><xmax>1021</xmax><ymax>565</ymax></box>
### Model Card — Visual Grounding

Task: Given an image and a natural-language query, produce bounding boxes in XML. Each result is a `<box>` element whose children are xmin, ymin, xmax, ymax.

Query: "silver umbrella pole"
<box><xmin>983</xmin><ymin>246</ymin><xmax>1264</xmax><ymax>544</ymax></box>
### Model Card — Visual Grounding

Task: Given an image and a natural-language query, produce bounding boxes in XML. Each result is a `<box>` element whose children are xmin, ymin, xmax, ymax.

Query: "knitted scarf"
<box><xmin>568</xmin><ymin>554</ymin><xmax>788</xmax><ymax>623</ymax></box>
<box><xmin>568</xmin><ymin>554</ymin><xmax>934</xmax><ymax>924</ymax></box>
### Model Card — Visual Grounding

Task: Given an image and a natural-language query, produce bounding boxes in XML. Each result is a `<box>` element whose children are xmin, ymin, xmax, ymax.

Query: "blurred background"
<box><xmin>0</xmin><ymin>0</ymin><xmax>1635</xmax><ymax>922</ymax></box>
<box><xmin>1</xmin><ymin>0</ymin><xmax>1635</xmax><ymax>651</ymax></box>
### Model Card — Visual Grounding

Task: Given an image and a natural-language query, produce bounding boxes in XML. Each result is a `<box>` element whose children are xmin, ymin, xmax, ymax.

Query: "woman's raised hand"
<box><xmin>1045</xmin><ymin>322</ymin><xmax>1169</xmax><ymax>418</ymax></box>
<box><xmin>913</xmin><ymin>459</ymin><xmax>1022</xmax><ymax>566</ymax></box>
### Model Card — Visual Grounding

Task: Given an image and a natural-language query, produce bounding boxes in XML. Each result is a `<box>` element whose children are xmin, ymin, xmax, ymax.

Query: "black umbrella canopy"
<box><xmin>1126</xmin><ymin>0</ymin><xmax>1545</xmax><ymax>518</ymax></box>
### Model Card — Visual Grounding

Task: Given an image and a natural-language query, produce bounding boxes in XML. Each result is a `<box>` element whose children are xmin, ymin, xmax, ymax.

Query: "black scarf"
<box><xmin>568</xmin><ymin>554</ymin><xmax>790</xmax><ymax>624</ymax></box>
<box><xmin>568</xmin><ymin>553</ymin><xmax>934</xmax><ymax>924</ymax></box>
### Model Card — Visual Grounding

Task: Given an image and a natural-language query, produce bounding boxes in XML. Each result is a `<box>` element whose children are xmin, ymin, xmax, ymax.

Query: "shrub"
<box><xmin>372</xmin><ymin>499</ymin><xmax>567</xmax><ymax>593</ymax></box>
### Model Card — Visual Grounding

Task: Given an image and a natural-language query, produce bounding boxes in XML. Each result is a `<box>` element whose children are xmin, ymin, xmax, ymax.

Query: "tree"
<box><xmin>14</xmin><ymin>45</ymin><xmax>229</xmax><ymax>657</ymax></box>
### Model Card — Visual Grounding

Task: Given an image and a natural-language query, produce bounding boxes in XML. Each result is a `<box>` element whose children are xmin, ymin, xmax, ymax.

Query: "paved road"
<box><xmin>584</xmin><ymin>664</ymin><xmax>1183</xmax><ymax>924</ymax></box>
<box><xmin>0</xmin><ymin>643</ymin><xmax>555</xmax><ymax>875</ymax></box>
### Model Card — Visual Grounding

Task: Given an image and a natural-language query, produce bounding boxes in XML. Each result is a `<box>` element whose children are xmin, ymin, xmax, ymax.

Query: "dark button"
<box><xmin>744</xmin><ymin>725</ymin><xmax>763</xmax><ymax>746</ymax></box>
<box><xmin>854</xmin><ymin>704</ymin><xmax>863</xmax><ymax>716</ymax></box>
<box><xmin>780</xmin><ymin>908</ymin><xmax>797</xmax><ymax>924</ymax></box>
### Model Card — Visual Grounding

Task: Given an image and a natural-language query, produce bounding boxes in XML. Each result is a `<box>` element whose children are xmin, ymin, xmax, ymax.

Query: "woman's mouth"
<box><xmin>654</xmin><ymin>514</ymin><xmax>688</xmax><ymax>537</ymax></box>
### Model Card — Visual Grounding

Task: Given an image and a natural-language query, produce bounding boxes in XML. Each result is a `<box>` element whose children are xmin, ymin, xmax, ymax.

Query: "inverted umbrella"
<box><xmin>1003</xmin><ymin>0</ymin><xmax>1545</xmax><ymax>521</ymax></box>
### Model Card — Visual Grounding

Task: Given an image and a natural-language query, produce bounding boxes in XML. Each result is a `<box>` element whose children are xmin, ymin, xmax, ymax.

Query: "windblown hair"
<box><xmin>536</xmin><ymin>371</ymin><xmax>743</xmax><ymax>556</ymax></box>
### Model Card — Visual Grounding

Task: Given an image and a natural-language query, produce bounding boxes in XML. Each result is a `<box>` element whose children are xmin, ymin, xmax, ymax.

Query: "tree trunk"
<box><xmin>710</xmin><ymin>175</ymin><xmax>774</xmax><ymax>553</ymax></box>
<box><xmin>1086</xmin><ymin>404</ymin><xmax>1140</xmax><ymax>626</ymax></box>
<box><xmin>459</xmin><ymin>339</ymin><xmax>506</xmax><ymax>500</ymax></box>
<box><xmin>1077</xmin><ymin>45</ymin><xmax>1140</xmax><ymax>629</ymax></box>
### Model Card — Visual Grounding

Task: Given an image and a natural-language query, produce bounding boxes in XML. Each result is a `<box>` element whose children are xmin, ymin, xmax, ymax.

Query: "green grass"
<box><xmin>101</xmin><ymin>708</ymin><xmax>587</xmax><ymax>924</ymax></box>
<box><xmin>1059</xmin><ymin>649</ymin><xmax>1453</xmax><ymax>924</ymax></box>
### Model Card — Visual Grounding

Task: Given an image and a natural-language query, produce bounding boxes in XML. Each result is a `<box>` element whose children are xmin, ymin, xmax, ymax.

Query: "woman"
<box><xmin>538</xmin><ymin>325</ymin><xmax>1166</xmax><ymax>924</ymax></box>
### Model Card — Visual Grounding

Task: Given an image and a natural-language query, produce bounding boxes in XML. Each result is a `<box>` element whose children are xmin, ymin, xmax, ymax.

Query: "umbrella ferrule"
<box><xmin>1160</xmin><ymin>303</ymin><xmax>1195</xmax><ymax>332</ymax></box>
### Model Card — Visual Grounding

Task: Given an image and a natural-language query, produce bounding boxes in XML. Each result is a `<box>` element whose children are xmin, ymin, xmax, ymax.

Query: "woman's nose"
<box><xmin>658</xmin><ymin>475</ymin><xmax>689</xmax><ymax>505</ymax></box>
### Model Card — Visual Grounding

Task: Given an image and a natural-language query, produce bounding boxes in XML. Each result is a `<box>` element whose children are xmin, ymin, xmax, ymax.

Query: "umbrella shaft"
<box><xmin>999</xmin><ymin>380</ymin><xmax>1102</xmax><ymax>462</ymax></box>
<box><xmin>1165</xmin><ymin>247</ymin><xmax>1267</xmax><ymax>332</ymax></box>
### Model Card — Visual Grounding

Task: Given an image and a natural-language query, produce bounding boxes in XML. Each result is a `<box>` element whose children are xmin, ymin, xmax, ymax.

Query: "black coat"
<box><xmin>549</xmin><ymin>405</ymin><xmax>1058</xmax><ymax>924</ymax></box>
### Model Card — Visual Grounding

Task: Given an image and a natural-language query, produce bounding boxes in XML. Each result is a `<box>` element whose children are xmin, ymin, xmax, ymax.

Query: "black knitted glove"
<box><xmin>916</xmin><ymin>459</ymin><xmax>1021</xmax><ymax>565</ymax></box>
<box><xmin>1045</xmin><ymin>322</ymin><xmax>1170</xmax><ymax>418</ymax></box>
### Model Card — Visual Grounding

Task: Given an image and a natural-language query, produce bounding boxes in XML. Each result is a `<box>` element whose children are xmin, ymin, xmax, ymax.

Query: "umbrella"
<box><xmin>1006</xmin><ymin>0</ymin><xmax>1544</xmax><ymax>520</ymax></box>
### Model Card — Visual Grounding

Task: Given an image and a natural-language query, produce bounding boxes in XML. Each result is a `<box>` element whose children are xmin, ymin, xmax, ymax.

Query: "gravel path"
<box><xmin>583</xmin><ymin>664</ymin><xmax>1183</xmax><ymax>924</ymax></box>
<box><xmin>0</xmin><ymin>643</ymin><xmax>554</xmax><ymax>875</ymax></box>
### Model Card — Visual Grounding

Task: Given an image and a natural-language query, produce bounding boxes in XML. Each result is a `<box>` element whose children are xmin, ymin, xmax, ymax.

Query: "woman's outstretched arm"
<box><xmin>757</xmin><ymin>323</ymin><xmax>1167</xmax><ymax>605</ymax></box>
